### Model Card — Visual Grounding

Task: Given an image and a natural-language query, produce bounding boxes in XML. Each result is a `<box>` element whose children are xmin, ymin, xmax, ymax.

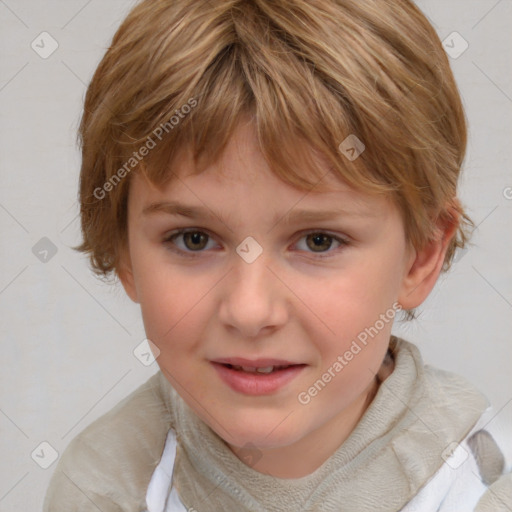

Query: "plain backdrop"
<box><xmin>0</xmin><ymin>0</ymin><xmax>511</xmax><ymax>509</ymax></box>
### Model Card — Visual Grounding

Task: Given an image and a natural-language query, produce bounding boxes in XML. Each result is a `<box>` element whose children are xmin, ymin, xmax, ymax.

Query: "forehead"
<box><xmin>130</xmin><ymin>120</ymin><xmax>394</xmax><ymax>222</ymax></box>
<box><xmin>143</xmin><ymin>123</ymin><xmax>361</xmax><ymax>191</ymax></box>
<box><xmin>131</xmin><ymin>171</ymin><xmax>391</xmax><ymax>233</ymax></box>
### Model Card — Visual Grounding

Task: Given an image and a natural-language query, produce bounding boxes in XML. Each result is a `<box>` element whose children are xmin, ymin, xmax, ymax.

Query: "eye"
<box><xmin>163</xmin><ymin>229</ymin><xmax>218</xmax><ymax>255</ymax></box>
<box><xmin>162</xmin><ymin>228</ymin><xmax>348</xmax><ymax>259</ymax></box>
<box><xmin>294</xmin><ymin>231</ymin><xmax>348</xmax><ymax>257</ymax></box>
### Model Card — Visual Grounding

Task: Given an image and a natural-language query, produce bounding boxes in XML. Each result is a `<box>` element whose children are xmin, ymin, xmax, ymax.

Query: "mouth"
<box><xmin>221</xmin><ymin>363</ymin><xmax>298</xmax><ymax>374</ymax></box>
<box><xmin>210</xmin><ymin>358</ymin><xmax>307</xmax><ymax>395</ymax></box>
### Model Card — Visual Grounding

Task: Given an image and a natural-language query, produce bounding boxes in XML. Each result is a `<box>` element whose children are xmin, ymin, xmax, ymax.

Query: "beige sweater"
<box><xmin>43</xmin><ymin>338</ymin><xmax>511</xmax><ymax>511</ymax></box>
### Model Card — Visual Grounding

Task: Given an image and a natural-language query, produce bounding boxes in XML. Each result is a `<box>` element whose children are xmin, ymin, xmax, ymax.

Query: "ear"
<box><xmin>117</xmin><ymin>245</ymin><xmax>139</xmax><ymax>304</ymax></box>
<box><xmin>398</xmin><ymin>207</ymin><xmax>459</xmax><ymax>309</ymax></box>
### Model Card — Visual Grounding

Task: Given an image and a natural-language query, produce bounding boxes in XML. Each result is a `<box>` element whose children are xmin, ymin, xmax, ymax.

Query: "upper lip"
<box><xmin>212</xmin><ymin>357</ymin><xmax>303</xmax><ymax>367</ymax></box>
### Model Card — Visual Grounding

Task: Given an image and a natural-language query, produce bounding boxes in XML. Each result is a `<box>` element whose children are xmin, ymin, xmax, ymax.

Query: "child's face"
<box><xmin>121</xmin><ymin>121</ymin><xmax>418</xmax><ymax>467</ymax></box>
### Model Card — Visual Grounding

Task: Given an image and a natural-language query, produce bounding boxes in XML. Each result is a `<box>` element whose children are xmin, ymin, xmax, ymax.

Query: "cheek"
<box><xmin>131</xmin><ymin>250</ymin><xmax>216</xmax><ymax>360</ymax></box>
<box><xmin>129</xmin><ymin>246</ymin><xmax>190</xmax><ymax>342</ymax></box>
<box><xmin>138</xmin><ymin>277</ymin><xmax>200</xmax><ymax>345</ymax></box>
<box><xmin>300</xmin><ymin>258</ymin><xmax>401</xmax><ymax>388</ymax></box>
<box><xmin>305</xmin><ymin>275</ymin><xmax>396</xmax><ymax>411</ymax></box>
<box><xmin>308</xmin><ymin>263</ymin><xmax>401</xmax><ymax>338</ymax></box>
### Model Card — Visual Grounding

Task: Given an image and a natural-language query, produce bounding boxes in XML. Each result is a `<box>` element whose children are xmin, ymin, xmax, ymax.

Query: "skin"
<box><xmin>119</xmin><ymin>120</ymin><xmax>456</xmax><ymax>478</ymax></box>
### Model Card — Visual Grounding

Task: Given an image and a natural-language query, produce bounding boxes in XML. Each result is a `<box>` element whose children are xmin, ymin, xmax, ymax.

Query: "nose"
<box><xmin>218</xmin><ymin>250</ymin><xmax>289</xmax><ymax>339</ymax></box>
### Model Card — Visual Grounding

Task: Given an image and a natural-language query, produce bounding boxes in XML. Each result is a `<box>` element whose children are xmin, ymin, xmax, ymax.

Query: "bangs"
<box><xmin>109</xmin><ymin>1</ymin><xmax>412</xmax><ymax>197</ymax></box>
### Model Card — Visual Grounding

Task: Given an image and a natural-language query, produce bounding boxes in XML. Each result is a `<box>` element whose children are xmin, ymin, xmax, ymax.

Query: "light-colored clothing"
<box><xmin>145</xmin><ymin>429</ymin><xmax>187</xmax><ymax>512</ymax></box>
<box><xmin>44</xmin><ymin>338</ymin><xmax>512</xmax><ymax>511</ymax></box>
<box><xmin>142</xmin><ymin>420</ymin><xmax>506</xmax><ymax>512</ymax></box>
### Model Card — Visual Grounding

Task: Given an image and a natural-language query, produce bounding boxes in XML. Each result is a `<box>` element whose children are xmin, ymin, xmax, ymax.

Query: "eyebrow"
<box><xmin>141</xmin><ymin>200</ymin><xmax>370</xmax><ymax>226</ymax></box>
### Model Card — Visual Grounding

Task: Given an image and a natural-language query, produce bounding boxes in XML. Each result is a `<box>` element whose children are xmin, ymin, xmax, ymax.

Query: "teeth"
<box><xmin>229</xmin><ymin>365</ymin><xmax>290</xmax><ymax>373</ymax></box>
<box><xmin>255</xmin><ymin>366</ymin><xmax>274</xmax><ymax>373</ymax></box>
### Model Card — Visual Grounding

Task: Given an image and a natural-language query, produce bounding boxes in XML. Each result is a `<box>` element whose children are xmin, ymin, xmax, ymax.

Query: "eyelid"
<box><xmin>162</xmin><ymin>228</ymin><xmax>221</xmax><ymax>258</ymax></box>
<box><xmin>162</xmin><ymin>227</ymin><xmax>350</xmax><ymax>258</ymax></box>
<box><xmin>292</xmin><ymin>229</ymin><xmax>350</xmax><ymax>259</ymax></box>
<box><xmin>162</xmin><ymin>227</ymin><xmax>217</xmax><ymax>241</ymax></box>
<box><xmin>295</xmin><ymin>228</ymin><xmax>350</xmax><ymax>242</ymax></box>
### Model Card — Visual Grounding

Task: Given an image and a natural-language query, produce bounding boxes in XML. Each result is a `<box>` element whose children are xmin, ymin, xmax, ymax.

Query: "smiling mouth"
<box><xmin>223</xmin><ymin>364</ymin><xmax>298</xmax><ymax>374</ymax></box>
<box><xmin>212</xmin><ymin>361</ymin><xmax>307</xmax><ymax>395</ymax></box>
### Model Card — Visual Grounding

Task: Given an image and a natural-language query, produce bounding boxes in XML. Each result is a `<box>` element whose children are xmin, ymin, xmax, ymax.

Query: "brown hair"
<box><xmin>75</xmin><ymin>0</ymin><xmax>472</xmax><ymax>279</ymax></box>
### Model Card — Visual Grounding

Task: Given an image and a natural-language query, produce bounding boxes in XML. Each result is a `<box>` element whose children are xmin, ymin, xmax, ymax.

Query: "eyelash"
<box><xmin>162</xmin><ymin>228</ymin><xmax>349</xmax><ymax>260</ymax></box>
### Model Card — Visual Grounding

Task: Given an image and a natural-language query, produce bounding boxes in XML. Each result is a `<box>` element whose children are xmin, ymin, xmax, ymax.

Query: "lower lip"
<box><xmin>211</xmin><ymin>363</ymin><xmax>306</xmax><ymax>395</ymax></box>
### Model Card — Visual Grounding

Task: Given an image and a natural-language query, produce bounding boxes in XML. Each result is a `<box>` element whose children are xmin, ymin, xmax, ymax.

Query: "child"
<box><xmin>44</xmin><ymin>0</ymin><xmax>511</xmax><ymax>510</ymax></box>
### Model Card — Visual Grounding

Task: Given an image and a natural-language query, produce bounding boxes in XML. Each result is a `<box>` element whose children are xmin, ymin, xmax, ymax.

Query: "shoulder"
<box><xmin>392</xmin><ymin>340</ymin><xmax>512</xmax><ymax>511</ymax></box>
<box><xmin>473</xmin><ymin>410</ymin><xmax>512</xmax><ymax>511</ymax></box>
<box><xmin>423</xmin><ymin>363</ymin><xmax>489</xmax><ymax>421</ymax></box>
<box><xmin>399</xmin><ymin>407</ymin><xmax>512</xmax><ymax>511</ymax></box>
<box><xmin>391</xmin><ymin>338</ymin><xmax>489</xmax><ymax>431</ymax></box>
<box><xmin>476</xmin><ymin>472</ymin><xmax>512</xmax><ymax>511</ymax></box>
<box><xmin>43</xmin><ymin>371</ymin><xmax>174</xmax><ymax>512</ymax></box>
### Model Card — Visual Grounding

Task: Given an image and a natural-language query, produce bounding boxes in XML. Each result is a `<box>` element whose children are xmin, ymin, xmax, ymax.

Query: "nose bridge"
<box><xmin>232</xmin><ymin>250</ymin><xmax>272</xmax><ymax>297</ymax></box>
<box><xmin>232</xmin><ymin>235</ymin><xmax>275</xmax><ymax>295</ymax></box>
<box><xmin>219</xmin><ymin>246</ymin><xmax>287</xmax><ymax>336</ymax></box>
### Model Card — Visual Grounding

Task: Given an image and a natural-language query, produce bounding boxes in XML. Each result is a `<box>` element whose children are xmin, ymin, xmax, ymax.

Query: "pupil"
<box><xmin>308</xmin><ymin>233</ymin><xmax>331</xmax><ymax>252</ymax></box>
<box><xmin>185</xmin><ymin>231</ymin><xmax>207</xmax><ymax>250</ymax></box>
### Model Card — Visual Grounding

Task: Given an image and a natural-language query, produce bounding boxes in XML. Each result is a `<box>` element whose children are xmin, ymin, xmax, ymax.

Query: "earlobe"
<box><xmin>398</xmin><ymin>208</ymin><xmax>459</xmax><ymax>309</ymax></box>
<box><xmin>117</xmin><ymin>249</ymin><xmax>139</xmax><ymax>304</ymax></box>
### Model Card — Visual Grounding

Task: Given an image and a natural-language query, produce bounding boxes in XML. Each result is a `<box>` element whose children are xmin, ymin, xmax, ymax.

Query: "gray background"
<box><xmin>0</xmin><ymin>0</ymin><xmax>511</xmax><ymax>509</ymax></box>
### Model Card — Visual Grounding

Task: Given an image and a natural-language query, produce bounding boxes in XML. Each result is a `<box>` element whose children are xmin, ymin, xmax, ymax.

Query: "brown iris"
<box><xmin>182</xmin><ymin>231</ymin><xmax>209</xmax><ymax>250</ymax></box>
<box><xmin>306</xmin><ymin>233</ymin><xmax>333</xmax><ymax>252</ymax></box>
